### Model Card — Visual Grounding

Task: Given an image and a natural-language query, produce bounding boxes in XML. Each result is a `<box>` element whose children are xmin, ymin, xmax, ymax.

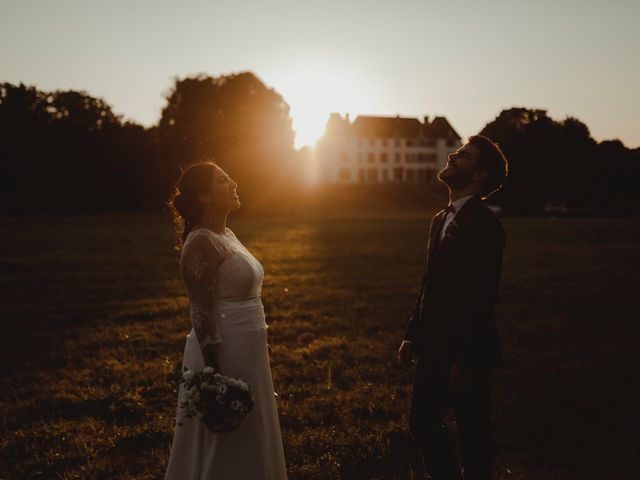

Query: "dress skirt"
<box><xmin>164</xmin><ymin>304</ymin><xmax>287</xmax><ymax>480</ymax></box>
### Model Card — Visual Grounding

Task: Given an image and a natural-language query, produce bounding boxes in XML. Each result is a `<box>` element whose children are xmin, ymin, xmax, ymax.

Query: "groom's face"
<box><xmin>438</xmin><ymin>143</ymin><xmax>482</xmax><ymax>190</ymax></box>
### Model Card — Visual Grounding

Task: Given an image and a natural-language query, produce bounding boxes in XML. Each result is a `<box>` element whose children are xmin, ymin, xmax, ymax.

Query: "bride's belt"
<box><xmin>214</xmin><ymin>296</ymin><xmax>267</xmax><ymax>337</ymax></box>
<box><xmin>216</xmin><ymin>296</ymin><xmax>263</xmax><ymax>311</ymax></box>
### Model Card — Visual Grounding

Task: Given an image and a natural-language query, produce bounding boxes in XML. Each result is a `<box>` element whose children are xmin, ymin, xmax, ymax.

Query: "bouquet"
<box><xmin>178</xmin><ymin>366</ymin><xmax>255</xmax><ymax>433</ymax></box>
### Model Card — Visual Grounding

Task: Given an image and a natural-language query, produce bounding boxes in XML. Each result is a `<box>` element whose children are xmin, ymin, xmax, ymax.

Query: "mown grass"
<box><xmin>1</xmin><ymin>213</ymin><xmax>639</xmax><ymax>479</ymax></box>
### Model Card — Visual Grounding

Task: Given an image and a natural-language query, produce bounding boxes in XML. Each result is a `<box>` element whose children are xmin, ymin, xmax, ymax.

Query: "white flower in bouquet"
<box><xmin>177</xmin><ymin>368</ymin><xmax>255</xmax><ymax>433</ymax></box>
<box><xmin>215</xmin><ymin>384</ymin><xmax>228</xmax><ymax>395</ymax></box>
<box><xmin>226</xmin><ymin>377</ymin><xmax>249</xmax><ymax>391</ymax></box>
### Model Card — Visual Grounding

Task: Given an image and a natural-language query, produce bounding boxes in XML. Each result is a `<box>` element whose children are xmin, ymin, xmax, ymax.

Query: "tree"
<box><xmin>0</xmin><ymin>82</ymin><xmax>155</xmax><ymax>212</ymax></box>
<box><xmin>157</xmin><ymin>72</ymin><xmax>296</xmax><ymax>210</ymax></box>
<box><xmin>478</xmin><ymin>107</ymin><xmax>625</xmax><ymax>213</ymax></box>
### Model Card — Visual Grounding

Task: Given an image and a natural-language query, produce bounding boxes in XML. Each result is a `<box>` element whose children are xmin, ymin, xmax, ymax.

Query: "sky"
<box><xmin>1</xmin><ymin>0</ymin><xmax>638</xmax><ymax>148</ymax></box>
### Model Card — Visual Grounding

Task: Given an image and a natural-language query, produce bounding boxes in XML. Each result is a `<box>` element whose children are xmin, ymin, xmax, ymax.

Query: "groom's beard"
<box><xmin>438</xmin><ymin>167</ymin><xmax>474</xmax><ymax>190</ymax></box>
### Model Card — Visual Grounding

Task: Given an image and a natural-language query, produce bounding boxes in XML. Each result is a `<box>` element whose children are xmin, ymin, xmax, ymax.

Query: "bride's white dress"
<box><xmin>165</xmin><ymin>227</ymin><xmax>287</xmax><ymax>480</ymax></box>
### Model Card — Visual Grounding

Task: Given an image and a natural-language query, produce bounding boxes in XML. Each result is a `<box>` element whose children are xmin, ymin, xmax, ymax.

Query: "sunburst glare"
<box><xmin>269</xmin><ymin>62</ymin><xmax>377</xmax><ymax>149</ymax></box>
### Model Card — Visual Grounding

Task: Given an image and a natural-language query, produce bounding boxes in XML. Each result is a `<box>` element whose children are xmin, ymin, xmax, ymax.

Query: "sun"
<box><xmin>269</xmin><ymin>63</ymin><xmax>372</xmax><ymax>149</ymax></box>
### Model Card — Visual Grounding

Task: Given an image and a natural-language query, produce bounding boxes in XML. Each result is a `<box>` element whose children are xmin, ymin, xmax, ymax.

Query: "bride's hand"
<box><xmin>202</xmin><ymin>344</ymin><xmax>222</xmax><ymax>373</ymax></box>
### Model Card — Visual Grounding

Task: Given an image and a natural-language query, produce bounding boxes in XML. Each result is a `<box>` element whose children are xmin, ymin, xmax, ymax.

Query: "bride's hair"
<box><xmin>167</xmin><ymin>162</ymin><xmax>218</xmax><ymax>249</ymax></box>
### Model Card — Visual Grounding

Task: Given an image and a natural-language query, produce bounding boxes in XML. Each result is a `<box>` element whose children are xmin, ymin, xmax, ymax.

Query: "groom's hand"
<box><xmin>398</xmin><ymin>340</ymin><xmax>415</xmax><ymax>367</ymax></box>
<box><xmin>448</xmin><ymin>362</ymin><xmax>471</xmax><ymax>393</ymax></box>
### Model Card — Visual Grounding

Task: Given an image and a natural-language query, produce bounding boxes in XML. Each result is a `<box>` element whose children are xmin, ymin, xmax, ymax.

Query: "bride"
<box><xmin>164</xmin><ymin>162</ymin><xmax>287</xmax><ymax>479</ymax></box>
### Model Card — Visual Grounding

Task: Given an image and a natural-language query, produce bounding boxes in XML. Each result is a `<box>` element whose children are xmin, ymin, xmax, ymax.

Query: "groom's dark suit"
<box><xmin>404</xmin><ymin>194</ymin><xmax>505</xmax><ymax>480</ymax></box>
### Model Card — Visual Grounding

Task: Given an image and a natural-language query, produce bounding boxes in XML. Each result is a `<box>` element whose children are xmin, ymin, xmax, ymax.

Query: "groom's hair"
<box><xmin>469</xmin><ymin>135</ymin><xmax>508</xmax><ymax>198</ymax></box>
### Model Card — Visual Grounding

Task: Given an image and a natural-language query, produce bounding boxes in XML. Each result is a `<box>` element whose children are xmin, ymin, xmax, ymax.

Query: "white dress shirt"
<box><xmin>439</xmin><ymin>194</ymin><xmax>476</xmax><ymax>241</ymax></box>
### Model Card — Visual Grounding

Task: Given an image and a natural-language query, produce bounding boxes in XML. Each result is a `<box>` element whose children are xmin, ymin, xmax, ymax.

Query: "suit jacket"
<box><xmin>404</xmin><ymin>194</ymin><xmax>505</xmax><ymax>368</ymax></box>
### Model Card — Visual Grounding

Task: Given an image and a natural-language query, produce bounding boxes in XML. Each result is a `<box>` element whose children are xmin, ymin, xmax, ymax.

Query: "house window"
<box><xmin>395</xmin><ymin>153</ymin><xmax>401</xmax><ymax>163</ymax></box>
<box><xmin>395</xmin><ymin>138</ymin><xmax>401</xmax><ymax>147</ymax></box>
<box><xmin>394</xmin><ymin>167</ymin><xmax>403</xmax><ymax>181</ymax></box>
<box><xmin>419</xmin><ymin>139</ymin><xmax>436</xmax><ymax>147</ymax></box>
<box><xmin>339</xmin><ymin>168</ymin><xmax>350</xmax><ymax>182</ymax></box>
<box><xmin>367</xmin><ymin>152</ymin><xmax>375</xmax><ymax>163</ymax></box>
<box><xmin>358</xmin><ymin>152</ymin><xmax>363</xmax><ymax>163</ymax></box>
<box><xmin>417</xmin><ymin>169</ymin><xmax>427</xmax><ymax>182</ymax></box>
<box><xmin>382</xmin><ymin>169</ymin><xmax>389</xmax><ymax>182</ymax></box>
<box><xmin>406</xmin><ymin>153</ymin><xmax>416</xmax><ymax>163</ymax></box>
<box><xmin>367</xmin><ymin>169</ymin><xmax>378</xmax><ymax>183</ymax></box>
<box><xmin>406</xmin><ymin>169</ymin><xmax>416</xmax><ymax>182</ymax></box>
<box><xmin>382</xmin><ymin>138</ymin><xmax>388</xmax><ymax>147</ymax></box>
<box><xmin>340</xmin><ymin>152</ymin><xmax>349</xmax><ymax>162</ymax></box>
<box><xmin>358</xmin><ymin>169</ymin><xmax>366</xmax><ymax>182</ymax></box>
<box><xmin>446</xmin><ymin>139</ymin><xmax>456</xmax><ymax>147</ymax></box>
<box><xmin>369</xmin><ymin>138</ymin><xmax>375</xmax><ymax>146</ymax></box>
<box><xmin>417</xmin><ymin>153</ymin><xmax>437</xmax><ymax>163</ymax></box>
<box><xmin>406</xmin><ymin>139</ymin><xmax>415</xmax><ymax>147</ymax></box>
<box><xmin>380</xmin><ymin>152</ymin><xmax>388</xmax><ymax>163</ymax></box>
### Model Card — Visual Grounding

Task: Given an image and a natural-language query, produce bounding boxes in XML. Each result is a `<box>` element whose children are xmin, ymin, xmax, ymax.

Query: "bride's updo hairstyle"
<box><xmin>168</xmin><ymin>162</ymin><xmax>218</xmax><ymax>249</ymax></box>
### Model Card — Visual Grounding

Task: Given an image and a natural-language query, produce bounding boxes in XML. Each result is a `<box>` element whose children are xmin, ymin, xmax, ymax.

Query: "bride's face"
<box><xmin>206</xmin><ymin>166</ymin><xmax>241</xmax><ymax>211</ymax></box>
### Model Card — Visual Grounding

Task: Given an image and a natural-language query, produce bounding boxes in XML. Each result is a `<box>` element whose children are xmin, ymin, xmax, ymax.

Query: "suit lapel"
<box><xmin>430</xmin><ymin>212</ymin><xmax>446</xmax><ymax>257</ymax></box>
<box><xmin>424</xmin><ymin>210</ymin><xmax>446</xmax><ymax>279</ymax></box>
<box><xmin>431</xmin><ymin>195</ymin><xmax>482</xmax><ymax>266</ymax></box>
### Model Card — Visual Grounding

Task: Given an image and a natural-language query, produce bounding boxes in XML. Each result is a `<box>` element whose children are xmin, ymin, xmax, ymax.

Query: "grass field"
<box><xmin>1</xmin><ymin>213</ymin><xmax>639</xmax><ymax>479</ymax></box>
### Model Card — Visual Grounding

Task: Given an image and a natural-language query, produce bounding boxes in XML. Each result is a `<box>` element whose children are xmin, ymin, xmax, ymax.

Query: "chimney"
<box><xmin>423</xmin><ymin>115</ymin><xmax>430</xmax><ymax>125</ymax></box>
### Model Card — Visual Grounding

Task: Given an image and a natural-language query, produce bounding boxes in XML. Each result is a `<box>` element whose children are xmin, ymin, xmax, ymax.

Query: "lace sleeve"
<box><xmin>180</xmin><ymin>234</ymin><xmax>223</xmax><ymax>355</ymax></box>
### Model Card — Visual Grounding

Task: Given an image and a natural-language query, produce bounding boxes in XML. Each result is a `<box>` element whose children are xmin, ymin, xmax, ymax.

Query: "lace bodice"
<box><xmin>180</xmin><ymin>228</ymin><xmax>265</xmax><ymax>348</ymax></box>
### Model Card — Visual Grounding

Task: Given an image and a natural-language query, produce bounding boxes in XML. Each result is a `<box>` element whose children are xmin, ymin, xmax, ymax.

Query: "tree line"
<box><xmin>480</xmin><ymin>108</ymin><xmax>639</xmax><ymax>215</ymax></box>
<box><xmin>1</xmin><ymin>73</ymin><xmax>637</xmax><ymax>215</ymax></box>
<box><xmin>0</xmin><ymin>73</ymin><xmax>298</xmax><ymax>214</ymax></box>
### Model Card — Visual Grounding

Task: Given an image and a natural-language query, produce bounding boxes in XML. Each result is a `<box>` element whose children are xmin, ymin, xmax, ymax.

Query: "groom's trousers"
<box><xmin>409</xmin><ymin>354</ymin><xmax>493</xmax><ymax>480</ymax></box>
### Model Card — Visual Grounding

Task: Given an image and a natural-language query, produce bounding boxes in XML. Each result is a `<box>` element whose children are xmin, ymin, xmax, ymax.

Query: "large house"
<box><xmin>316</xmin><ymin>113</ymin><xmax>462</xmax><ymax>184</ymax></box>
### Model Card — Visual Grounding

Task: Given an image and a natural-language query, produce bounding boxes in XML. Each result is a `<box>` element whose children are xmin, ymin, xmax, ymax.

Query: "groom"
<box><xmin>398</xmin><ymin>135</ymin><xmax>508</xmax><ymax>480</ymax></box>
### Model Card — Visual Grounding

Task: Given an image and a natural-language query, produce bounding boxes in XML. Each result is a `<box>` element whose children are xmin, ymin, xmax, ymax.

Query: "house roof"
<box><xmin>325</xmin><ymin>114</ymin><xmax>460</xmax><ymax>140</ymax></box>
<box><xmin>351</xmin><ymin>115</ymin><xmax>423</xmax><ymax>138</ymax></box>
<box><xmin>424</xmin><ymin>116</ymin><xmax>461</xmax><ymax>140</ymax></box>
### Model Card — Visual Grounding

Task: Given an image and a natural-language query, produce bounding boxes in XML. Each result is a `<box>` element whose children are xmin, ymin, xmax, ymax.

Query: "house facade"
<box><xmin>316</xmin><ymin>113</ymin><xmax>462</xmax><ymax>184</ymax></box>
